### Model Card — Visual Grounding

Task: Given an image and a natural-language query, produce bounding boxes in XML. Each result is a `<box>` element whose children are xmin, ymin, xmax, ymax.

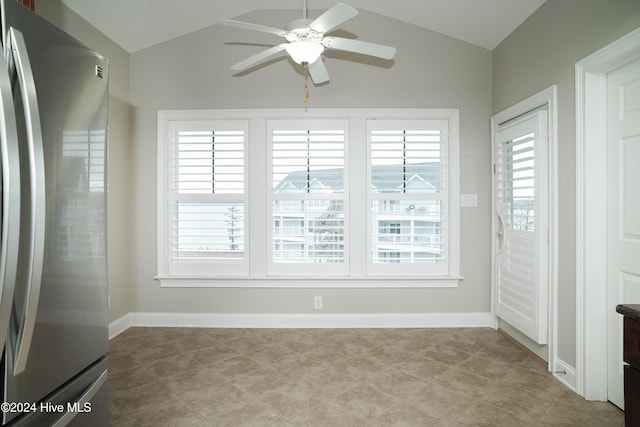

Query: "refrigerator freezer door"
<box><xmin>1</xmin><ymin>1</ymin><xmax>109</xmax><ymax>424</ymax></box>
<box><xmin>7</xmin><ymin>358</ymin><xmax>108</xmax><ymax>427</ymax></box>
<box><xmin>0</xmin><ymin>31</ymin><xmax>20</xmax><ymax>363</ymax></box>
<box><xmin>6</xmin><ymin>26</ymin><xmax>46</xmax><ymax>376</ymax></box>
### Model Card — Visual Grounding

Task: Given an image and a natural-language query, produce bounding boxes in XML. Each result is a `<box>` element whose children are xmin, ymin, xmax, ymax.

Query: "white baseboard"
<box><xmin>109</xmin><ymin>311</ymin><xmax>491</xmax><ymax>339</ymax></box>
<box><xmin>553</xmin><ymin>357</ymin><xmax>577</xmax><ymax>392</ymax></box>
<box><xmin>109</xmin><ymin>313</ymin><xmax>132</xmax><ymax>339</ymax></box>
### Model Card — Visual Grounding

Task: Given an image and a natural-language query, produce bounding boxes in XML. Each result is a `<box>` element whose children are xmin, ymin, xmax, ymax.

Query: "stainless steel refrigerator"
<box><xmin>0</xmin><ymin>0</ymin><xmax>109</xmax><ymax>425</ymax></box>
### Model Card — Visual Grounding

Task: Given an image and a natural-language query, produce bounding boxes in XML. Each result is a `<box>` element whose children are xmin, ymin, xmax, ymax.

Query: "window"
<box><xmin>158</xmin><ymin>118</ymin><xmax>248</xmax><ymax>276</ymax></box>
<box><xmin>367</xmin><ymin>120</ymin><xmax>450</xmax><ymax>276</ymax></box>
<box><xmin>268</xmin><ymin>120</ymin><xmax>348</xmax><ymax>276</ymax></box>
<box><xmin>157</xmin><ymin>109</ymin><xmax>459</xmax><ymax>287</ymax></box>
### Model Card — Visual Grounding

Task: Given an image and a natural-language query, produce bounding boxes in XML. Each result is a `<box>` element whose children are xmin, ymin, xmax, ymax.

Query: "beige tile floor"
<box><xmin>108</xmin><ymin>327</ymin><xmax>624</xmax><ymax>426</ymax></box>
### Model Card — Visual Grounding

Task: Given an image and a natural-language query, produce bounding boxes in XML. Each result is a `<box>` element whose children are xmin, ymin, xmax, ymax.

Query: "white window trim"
<box><xmin>156</xmin><ymin>108</ymin><xmax>461</xmax><ymax>288</ymax></box>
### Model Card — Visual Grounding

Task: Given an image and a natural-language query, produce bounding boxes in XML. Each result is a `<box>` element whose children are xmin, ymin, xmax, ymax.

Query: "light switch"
<box><xmin>461</xmin><ymin>194</ymin><xmax>478</xmax><ymax>207</ymax></box>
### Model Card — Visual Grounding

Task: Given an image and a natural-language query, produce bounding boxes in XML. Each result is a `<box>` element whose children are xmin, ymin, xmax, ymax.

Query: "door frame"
<box><xmin>575</xmin><ymin>26</ymin><xmax>640</xmax><ymax>400</ymax></box>
<box><xmin>490</xmin><ymin>85</ymin><xmax>558</xmax><ymax>371</ymax></box>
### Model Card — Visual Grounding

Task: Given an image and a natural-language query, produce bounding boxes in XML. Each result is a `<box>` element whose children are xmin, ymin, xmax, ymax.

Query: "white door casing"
<box><xmin>491</xmin><ymin>85</ymin><xmax>558</xmax><ymax>373</ymax></box>
<box><xmin>605</xmin><ymin>58</ymin><xmax>640</xmax><ymax>409</ymax></box>
<box><xmin>576</xmin><ymin>26</ymin><xmax>640</xmax><ymax>401</ymax></box>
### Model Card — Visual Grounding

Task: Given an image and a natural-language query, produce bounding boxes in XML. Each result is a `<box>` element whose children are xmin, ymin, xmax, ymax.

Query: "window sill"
<box><xmin>154</xmin><ymin>275</ymin><xmax>463</xmax><ymax>288</ymax></box>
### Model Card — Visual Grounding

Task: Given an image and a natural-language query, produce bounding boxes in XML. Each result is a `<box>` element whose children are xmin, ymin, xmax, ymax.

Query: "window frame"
<box><xmin>157</xmin><ymin>113</ymin><xmax>250</xmax><ymax>277</ymax></box>
<box><xmin>267</xmin><ymin>119</ymin><xmax>350</xmax><ymax>276</ymax></box>
<box><xmin>156</xmin><ymin>109</ymin><xmax>460</xmax><ymax>288</ymax></box>
<box><xmin>366</xmin><ymin>119</ymin><xmax>452</xmax><ymax>276</ymax></box>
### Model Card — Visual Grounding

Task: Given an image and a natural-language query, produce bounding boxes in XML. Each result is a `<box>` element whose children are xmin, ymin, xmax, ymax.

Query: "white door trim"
<box><xmin>491</xmin><ymin>85</ymin><xmax>558</xmax><ymax>371</ymax></box>
<box><xmin>575</xmin><ymin>26</ymin><xmax>640</xmax><ymax>400</ymax></box>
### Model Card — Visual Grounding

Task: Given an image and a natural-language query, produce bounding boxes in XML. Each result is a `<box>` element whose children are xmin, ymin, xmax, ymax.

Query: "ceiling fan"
<box><xmin>218</xmin><ymin>2</ymin><xmax>396</xmax><ymax>85</ymax></box>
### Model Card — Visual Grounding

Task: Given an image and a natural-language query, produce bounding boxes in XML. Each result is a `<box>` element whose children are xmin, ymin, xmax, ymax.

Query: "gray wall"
<box><xmin>35</xmin><ymin>0</ymin><xmax>133</xmax><ymax>322</ymax></box>
<box><xmin>128</xmin><ymin>9</ymin><xmax>493</xmax><ymax>316</ymax></box>
<box><xmin>492</xmin><ymin>0</ymin><xmax>640</xmax><ymax>366</ymax></box>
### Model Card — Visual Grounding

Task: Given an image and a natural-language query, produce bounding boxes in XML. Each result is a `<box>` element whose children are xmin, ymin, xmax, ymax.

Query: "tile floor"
<box><xmin>108</xmin><ymin>327</ymin><xmax>624</xmax><ymax>426</ymax></box>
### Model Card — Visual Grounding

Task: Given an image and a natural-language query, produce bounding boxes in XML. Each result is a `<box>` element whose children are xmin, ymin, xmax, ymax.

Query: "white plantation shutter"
<box><xmin>496</xmin><ymin>132</ymin><xmax>535</xmax><ymax>232</ymax></box>
<box><xmin>368</xmin><ymin>120</ymin><xmax>449</xmax><ymax>275</ymax></box>
<box><xmin>268</xmin><ymin>120</ymin><xmax>348</xmax><ymax>275</ymax></box>
<box><xmin>174</xmin><ymin>130</ymin><xmax>245</xmax><ymax>195</ymax></box>
<box><xmin>166</xmin><ymin>120</ymin><xmax>248</xmax><ymax>276</ymax></box>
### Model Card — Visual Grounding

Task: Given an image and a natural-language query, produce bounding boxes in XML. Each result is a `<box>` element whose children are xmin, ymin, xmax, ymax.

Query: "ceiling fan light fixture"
<box><xmin>219</xmin><ymin>2</ymin><xmax>396</xmax><ymax>85</ymax></box>
<box><xmin>285</xmin><ymin>41</ymin><xmax>324</xmax><ymax>64</ymax></box>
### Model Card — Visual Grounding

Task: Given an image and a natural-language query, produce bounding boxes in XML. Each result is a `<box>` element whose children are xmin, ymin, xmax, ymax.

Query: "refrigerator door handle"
<box><xmin>0</xmin><ymin>44</ymin><xmax>21</xmax><ymax>355</ymax></box>
<box><xmin>51</xmin><ymin>369</ymin><xmax>108</xmax><ymax>427</ymax></box>
<box><xmin>7</xmin><ymin>27</ymin><xmax>46</xmax><ymax>375</ymax></box>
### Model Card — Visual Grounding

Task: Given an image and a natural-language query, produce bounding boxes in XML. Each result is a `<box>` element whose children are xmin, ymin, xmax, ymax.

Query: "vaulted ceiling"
<box><xmin>59</xmin><ymin>0</ymin><xmax>546</xmax><ymax>53</ymax></box>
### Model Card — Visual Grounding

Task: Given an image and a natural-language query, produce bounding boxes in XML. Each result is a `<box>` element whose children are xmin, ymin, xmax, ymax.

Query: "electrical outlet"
<box><xmin>314</xmin><ymin>296</ymin><xmax>323</xmax><ymax>310</ymax></box>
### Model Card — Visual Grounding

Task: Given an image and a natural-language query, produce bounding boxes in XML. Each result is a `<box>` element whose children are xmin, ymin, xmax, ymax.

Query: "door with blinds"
<box><xmin>494</xmin><ymin>110</ymin><xmax>549</xmax><ymax>344</ymax></box>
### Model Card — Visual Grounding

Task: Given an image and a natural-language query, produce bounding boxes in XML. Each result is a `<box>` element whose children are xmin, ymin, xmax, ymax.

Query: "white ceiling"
<box><xmin>59</xmin><ymin>0</ymin><xmax>546</xmax><ymax>53</ymax></box>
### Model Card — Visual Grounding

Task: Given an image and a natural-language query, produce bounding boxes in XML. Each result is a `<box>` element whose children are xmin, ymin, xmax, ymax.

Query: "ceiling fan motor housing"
<box><xmin>285</xmin><ymin>18</ymin><xmax>324</xmax><ymax>42</ymax></box>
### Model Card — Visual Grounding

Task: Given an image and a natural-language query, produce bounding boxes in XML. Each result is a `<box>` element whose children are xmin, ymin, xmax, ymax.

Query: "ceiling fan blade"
<box><xmin>219</xmin><ymin>19</ymin><xmax>287</xmax><ymax>38</ymax></box>
<box><xmin>309</xmin><ymin>3</ymin><xmax>358</xmax><ymax>34</ymax></box>
<box><xmin>307</xmin><ymin>58</ymin><xmax>330</xmax><ymax>84</ymax></box>
<box><xmin>230</xmin><ymin>43</ymin><xmax>288</xmax><ymax>71</ymax></box>
<box><xmin>322</xmin><ymin>36</ymin><xmax>396</xmax><ymax>60</ymax></box>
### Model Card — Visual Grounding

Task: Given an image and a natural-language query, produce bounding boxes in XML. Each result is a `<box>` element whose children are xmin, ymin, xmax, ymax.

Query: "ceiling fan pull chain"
<box><xmin>304</xmin><ymin>63</ymin><xmax>309</xmax><ymax>103</ymax></box>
